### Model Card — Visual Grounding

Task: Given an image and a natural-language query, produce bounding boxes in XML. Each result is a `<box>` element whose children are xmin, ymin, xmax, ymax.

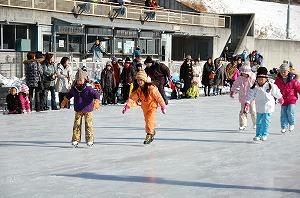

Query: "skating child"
<box><xmin>19</xmin><ymin>84</ymin><xmax>31</xmax><ymax>113</ymax></box>
<box><xmin>61</xmin><ymin>68</ymin><xmax>100</xmax><ymax>147</ymax></box>
<box><xmin>230</xmin><ymin>63</ymin><xmax>256</xmax><ymax>131</ymax></box>
<box><xmin>275</xmin><ymin>63</ymin><xmax>300</xmax><ymax>133</ymax></box>
<box><xmin>122</xmin><ymin>70</ymin><xmax>166</xmax><ymax>144</ymax></box>
<box><xmin>6</xmin><ymin>86</ymin><xmax>22</xmax><ymax>114</ymax></box>
<box><xmin>244</xmin><ymin>67</ymin><xmax>283</xmax><ymax>142</ymax></box>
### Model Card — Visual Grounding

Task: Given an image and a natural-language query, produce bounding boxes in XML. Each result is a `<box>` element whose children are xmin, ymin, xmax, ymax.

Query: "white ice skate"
<box><xmin>289</xmin><ymin>125</ymin><xmax>295</xmax><ymax>132</ymax></box>
<box><xmin>239</xmin><ymin>126</ymin><xmax>246</xmax><ymax>131</ymax></box>
<box><xmin>87</xmin><ymin>142</ymin><xmax>94</xmax><ymax>147</ymax></box>
<box><xmin>72</xmin><ymin>141</ymin><xmax>79</xmax><ymax>148</ymax></box>
<box><xmin>253</xmin><ymin>136</ymin><xmax>261</xmax><ymax>142</ymax></box>
<box><xmin>261</xmin><ymin>136</ymin><xmax>268</xmax><ymax>141</ymax></box>
<box><xmin>281</xmin><ymin>129</ymin><xmax>287</xmax><ymax>134</ymax></box>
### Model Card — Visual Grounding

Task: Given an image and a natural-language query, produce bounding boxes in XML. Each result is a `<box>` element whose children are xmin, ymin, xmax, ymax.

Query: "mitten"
<box><xmin>93</xmin><ymin>99</ymin><xmax>100</xmax><ymax>110</ymax></box>
<box><xmin>278</xmin><ymin>98</ymin><xmax>284</xmax><ymax>105</ymax></box>
<box><xmin>122</xmin><ymin>104</ymin><xmax>130</xmax><ymax>114</ymax></box>
<box><xmin>60</xmin><ymin>97</ymin><xmax>69</xmax><ymax>109</ymax></box>
<box><xmin>161</xmin><ymin>106</ymin><xmax>167</xmax><ymax>114</ymax></box>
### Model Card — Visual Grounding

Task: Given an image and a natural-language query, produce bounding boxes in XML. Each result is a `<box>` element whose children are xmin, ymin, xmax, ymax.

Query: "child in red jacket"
<box><xmin>19</xmin><ymin>84</ymin><xmax>31</xmax><ymax>113</ymax></box>
<box><xmin>275</xmin><ymin>63</ymin><xmax>300</xmax><ymax>133</ymax></box>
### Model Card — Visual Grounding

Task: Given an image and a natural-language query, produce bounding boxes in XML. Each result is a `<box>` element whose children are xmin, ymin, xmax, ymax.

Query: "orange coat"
<box><xmin>127</xmin><ymin>85</ymin><xmax>165</xmax><ymax>134</ymax></box>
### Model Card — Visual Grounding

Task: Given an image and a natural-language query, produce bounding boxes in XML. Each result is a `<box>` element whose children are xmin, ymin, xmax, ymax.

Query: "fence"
<box><xmin>0</xmin><ymin>0</ymin><xmax>230</xmax><ymax>28</ymax></box>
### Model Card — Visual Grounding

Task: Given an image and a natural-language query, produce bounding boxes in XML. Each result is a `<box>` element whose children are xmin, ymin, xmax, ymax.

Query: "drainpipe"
<box><xmin>286</xmin><ymin>0</ymin><xmax>290</xmax><ymax>39</ymax></box>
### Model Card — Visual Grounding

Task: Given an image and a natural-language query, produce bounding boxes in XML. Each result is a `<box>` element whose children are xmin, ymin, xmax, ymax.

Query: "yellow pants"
<box><xmin>72</xmin><ymin>112</ymin><xmax>94</xmax><ymax>143</ymax></box>
<box><xmin>143</xmin><ymin>108</ymin><xmax>157</xmax><ymax>135</ymax></box>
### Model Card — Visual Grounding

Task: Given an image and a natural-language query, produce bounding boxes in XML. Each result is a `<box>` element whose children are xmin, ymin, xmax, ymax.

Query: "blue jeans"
<box><xmin>256</xmin><ymin>113</ymin><xmax>272</xmax><ymax>137</ymax></box>
<box><xmin>281</xmin><ymin>104</ymin><xmax>295</xmax><ymax>129</ymax></box>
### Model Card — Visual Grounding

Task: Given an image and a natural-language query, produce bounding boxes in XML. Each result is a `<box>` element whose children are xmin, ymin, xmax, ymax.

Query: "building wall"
<box><xmin>254</xmin><ymin>39</ymin><xmax>300</xmax><ymax>68</ymax></box>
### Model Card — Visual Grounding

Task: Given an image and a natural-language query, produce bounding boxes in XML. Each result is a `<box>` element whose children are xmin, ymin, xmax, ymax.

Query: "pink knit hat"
<box><xmin>240</xmin><ymin>62</ymin><xmax>253</xmax><ymax>76</ymax></box>
<box><xmin>20</xmin><ymin>84</ymin><xmax>29</xmax><ymax>94</ymax></box>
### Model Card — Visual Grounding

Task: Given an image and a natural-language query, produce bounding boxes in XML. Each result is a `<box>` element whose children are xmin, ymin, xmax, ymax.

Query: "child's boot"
<box><xmin>289</xmin><ymin>125</ymin><xmax>294</xmax><ymax>132</ymax></box>
<box><xmin>72</xmin><ymin>141</ymin><xmax>79</xmax><ymax>148</ymax></box>
<box><xmin>253</xmin><ymin>136</ymin><xmax>261</xmax><ymax>142</ymax></box>
<box><xmin>87</xmin><ymin>141</ymin><xmax>94</xmax><ymax>147</ymax></box>
<box><xmin>144</xmin><ymin>131</ymin><xmax>155</xmax><ymax>144</ymax></box>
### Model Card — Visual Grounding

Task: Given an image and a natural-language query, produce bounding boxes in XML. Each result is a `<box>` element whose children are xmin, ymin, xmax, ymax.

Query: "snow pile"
<box><xmin>0</xmin><ymin>74</ymin><xmax>25</xmax><ymax>89</ymax></box>
<box><xmin>180</xmin><ymin>0</ymin><xmax>300</xmax><ymax>40</ymax></box>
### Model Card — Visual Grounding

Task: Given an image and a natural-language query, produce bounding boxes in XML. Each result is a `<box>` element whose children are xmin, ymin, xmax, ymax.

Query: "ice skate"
<box><xmin>72</xmin><ymin>141</ymin><xmax>79</xmax><ymax>148</ymax></box>
<box><xmin>281</xmin><ymin>128</ymin><xmax>287</xmax><ymax>134</ymax></box>
<box><xmin>239</xmin><ymin>126</ymin><xmax>246</xmax><ymax>131</ymax></box>
<box><xmin>143</xmin><ymin>132</ymin><xmax>155</xmax><ymax>144</ymax></box>
<box><xmin>261</xmin><ymin>136</ymin><xmax>268</xmax><ymax>141</ymax></box>
<box><xmin>289</xmin><ymin>125</ymin><xmax>294</xmax><ymax>132</ymax></box>
<box><xmin>87</xmin><ymin>141</ymin><xmax>94</xmax><ymax>147</ymax></box>
<box><xmin>253</xmin><ymin>136</ymin><xmax>261</xmax><ymax>142</ymax></box>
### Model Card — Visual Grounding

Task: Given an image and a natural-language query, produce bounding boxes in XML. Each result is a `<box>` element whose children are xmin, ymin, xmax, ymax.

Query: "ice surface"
<box><xmin>0</xmin><ymin>96</ymin><xmax>300</xmax><ymax>198</ymax></box>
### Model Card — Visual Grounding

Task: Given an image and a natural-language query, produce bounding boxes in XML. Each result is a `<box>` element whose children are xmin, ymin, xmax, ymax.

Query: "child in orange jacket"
<box><xmin>122</xmin><ymin>70</ymin><xmax>166</xmax><ymax>144</ymax></box>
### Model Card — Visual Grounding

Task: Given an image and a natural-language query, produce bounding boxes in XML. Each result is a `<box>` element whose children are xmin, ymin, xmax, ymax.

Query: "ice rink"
<box><xmin>1</xmin><ymin>95</ymin><xmax>300</xmax><ymax>198</ymax></box>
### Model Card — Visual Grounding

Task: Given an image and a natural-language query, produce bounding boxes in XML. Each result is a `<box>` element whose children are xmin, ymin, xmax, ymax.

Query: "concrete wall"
<box><xmin>254</xmin><ymin>39</ymin><xmax>300</xmax><ymax>68</ymax></box>
<box><xmin>213</xmin><ymin>28</ymin><xmax>232</xmax><ymax>59</ymax></box>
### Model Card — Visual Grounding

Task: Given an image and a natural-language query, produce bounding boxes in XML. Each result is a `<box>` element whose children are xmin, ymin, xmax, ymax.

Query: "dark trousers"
<box><xmin>122</xmin><ymin>84</ymin><xmax>131</xmax><ymax>103</ymax></box>
<box><xmin>59</xmin><ymin>92</ymin><xmax>70</xmax><ymax>109</ymax></box>
<box><xmin>102</xmin><ymin>89</ymin><xmax>114</xmax><ymax>105</ymax></box>
<box><xmin>204</xmin><ymin>85</ymin><xmax>211</xmax><ymax>96</ymax></box>
<box><xmin>45</xmin><ymin>86</ymin><xmax>58</xmax><ymax>110</ymax></box>
<box><xmin>29</xmin><ymin>87</ymin><xmax>41</xmax><ymax>111</ymax></box>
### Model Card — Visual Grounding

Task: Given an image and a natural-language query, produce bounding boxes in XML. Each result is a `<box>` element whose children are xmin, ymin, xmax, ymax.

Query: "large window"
<box><xmin>43</xmin><ymin>35</ymin><xmax>51</xmax><ymax>52</ymax></box>
<box><xmin>87</xmin><ymin>36</ymin><xmax>111</xmax><ymax>54</ymax></box>
<box><xmin>56</xmin><ymin>34</ymin><xmax>67</xmax><ymax>52</ymax></box>
<box><xmin>138</xmin><ymin>39</ymin><xmax>159</xmax><ymax>55</ymax></box>
<box><xmin>16</xmin><ymin>25</ymin><xmax>27</xmax><ymax>40</ymax></box>
<box><xmin>69</xmin><ymin>35</ymin><xmax>82</xmax><ymax>53</ymax></box>
<box><xmin>114</xmin><ymin>38</ymin><xmax>134</xmax><ymax>54</ymax></box>
<box><xmin>3</xmin><ymin>25</ymin><xmax>15</xmax><ymax>49</ymax></box>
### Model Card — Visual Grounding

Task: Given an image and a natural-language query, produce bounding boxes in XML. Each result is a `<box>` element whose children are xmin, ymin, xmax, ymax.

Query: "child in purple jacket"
<box><xmin>61</xmin><ymin>69</ymin><xmax>100</xmax><ymax>147</ymax></box>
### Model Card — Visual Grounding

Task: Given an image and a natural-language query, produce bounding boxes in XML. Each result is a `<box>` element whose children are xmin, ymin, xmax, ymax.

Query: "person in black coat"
<box><xmin>6</xmin><ymin>87</ymin><xmax>22</xmax><ymax>114</ymax></box>
<box><xmin>201</xmin><ymin>57</ymin><xmax>215</xmax><ymax>96</ymax></box>
<box><xmin>180</xmin><ymin>55</ymin><xmax>193</xmax><ymax>98</ymax></box>
<box><xmin>144</xmin><ymin>56</ymin><xmax>171</xmax><ymax>104</ymax></box>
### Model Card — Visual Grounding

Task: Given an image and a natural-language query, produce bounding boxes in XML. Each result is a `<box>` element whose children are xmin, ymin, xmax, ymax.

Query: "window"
<box><xmin>3</xmin><ymin>25</ymin><xmax>15</xmax><ymax>49</ymax></box>
<box><xmin>114</xmin><ymin>38</ymin><xmax>123</xmax><ymax>53</ymax></box>
<box><xmin>56</xmin><ymin>34</ymin><xmax>67</xmax><ymax>52</ymax></box>
<box><xmin>87</xmin><ymin>36</ymin><xmax>111</xmax><ymax>54</ymax></box>
<box><xmin>16</xmin><ymin>25</ymin><xmax>27</xmax><ymax>40</ymax></box>
<box><xmin>69</xmin><ymin>35</ymin><xmax>82</xmax><ymax>53</ymax></box>
<box><xmin>43</xmin><ymin>35</ymin><xmax>51</xmax><ymax>52</ymax></box>
<box><xmin>138</xmin><ymin>39</ymin><xmax>159</xmax><ymax>54</ymax></box>
<box><xmin>123</xmin><ymin>38</ymin><xmax>134</xmax><ymax>54</ymax></box>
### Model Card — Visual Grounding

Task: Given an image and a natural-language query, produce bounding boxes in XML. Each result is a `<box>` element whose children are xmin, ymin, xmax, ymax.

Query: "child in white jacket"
<box><xmin>245</xmin><ymin>67</ymin><xmax>284</xmax><ymax>142</ymax></box>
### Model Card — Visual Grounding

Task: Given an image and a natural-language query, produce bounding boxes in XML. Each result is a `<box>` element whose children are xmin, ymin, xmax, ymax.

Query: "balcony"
<box><xmin>0</xmin><ymin>0</ymin><xmax>230</xmax><ymax>28</ymax></box>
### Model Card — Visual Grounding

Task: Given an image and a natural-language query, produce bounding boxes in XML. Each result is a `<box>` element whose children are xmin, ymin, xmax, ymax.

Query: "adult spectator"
<box><xmin>112</xmin><ymin>56</ymin><xmax>121</xmax><ymax>104</ymax></box>
<box><xmin>213</xmin><ymin>58</ymin><xmax>227</xmax><ymax>95</ymax></box>
<box><xmin>90</xmin><ymin>39</ymin><xmax>107</xmax><ymax>64</ymax></box>
<box><xmin>101</xmin><ymin>61</ymin><xmax>116</xmax><ymax>105</ymax></box>
<box><xmin>144</xmin><ymin>56</ymin><xmax>170</xmax><ymax>104</ymax></box>
<box><xmin>201</xmin><ymin>57</ymin><xmax>215</xmax><ymax>96</ymax></box>
<box><xmin>192</xmin><ymin>58</ymin><xmax>202</xmax><ymax>87</ymax></box>
<box><xmin>24</xmin><ymin>52</ymin><xmax>43</xmax><ymax>112</ymax></box>
<box><xmin>132</xmin><ymin>55</ymin><xmax>142</xmax><ymax>72</ymax></box>
<box><xmin>133</xmin><ymin>46</ymin><xmax>141</xmax><ymax>59</ymax></box>
<box><xmin>221</xmin><ymin>46</ymin><xmax>231</xmax><ymax>62</ymax></box>
<box><xmin>41</xmin><ymin>53</ymin><xmax>58</xmax><ymax>110</ymax></box>
<box><xmin>56</xmin><ymin>57</ymin><xmax>73</xmax><ymax>109</ymax></box>
<box><xmin>144</xmin><ymin>0</ymin><xmax>158</xmax><ymax>20</ymax></box>
<box><xmin>180</xmin><ymin>55</ymin><xmax>193</xmax><ymax>98</ymax></box>
<box><xmin>120</xmin><ymin>57</ymin><xmax>136</xmax><ymax>103</ymax></box>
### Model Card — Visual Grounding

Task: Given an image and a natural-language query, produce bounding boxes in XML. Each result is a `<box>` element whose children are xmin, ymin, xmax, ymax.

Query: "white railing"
<box><xmin>0</xmin><ymin>0</ymin><xmax>230</xmax><ymax>28</ymax></box>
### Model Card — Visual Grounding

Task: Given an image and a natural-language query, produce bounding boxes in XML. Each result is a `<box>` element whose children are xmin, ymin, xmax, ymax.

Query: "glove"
<box><xmin>60</xmin><ymin>97</ymin><xmax>69</xmax><ymax>109</ymax></box>
<box><xmin>93</xmin><ymin>99</ymin><xmax>100</xmax><ymax>110</ymax></box>
<box><xmin>278</xmin><ymin>98</ymin><xmax>284</xmax><ymax>105</ymax></box>
<box><xmin>243</xmin><ymin>103</ymin><xmax>250</xmax><ymax>113</ymax></box>
<box><xmin>122</xmin><ymin>104</ymin><xmax>130</xmax><ymax>114</ymax></box>
<box><xmin>230</xmin><ymin>91</ymin><xmax>234</xmax><ymax>98</ymax></box>
<box><xmin>161</xmin><ymin>106</ymin><xmax>167</xmax><ymax>114</ymax></box>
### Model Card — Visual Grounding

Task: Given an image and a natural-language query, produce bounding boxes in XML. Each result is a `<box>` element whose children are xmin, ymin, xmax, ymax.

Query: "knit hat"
<box><xmin>125</xmin><ymin>57</ymin><xmax>131</xmax><ymax>62</ymax></box>
<box><xmin>10</xmin><ymin>86</ymin><xmax>19</xmax><ymax>93</ymax></box>
<box><xmin>186</xmin><ymin>55</ymin><xmax>192</xmax><ymax>60</ymax></box>
<box><xmin>240</xmin><ymin>62</ymin><xmax>252</xmax><ymax>76</ymax></box>
<box><xmin>136</xmin><ymin>70</ymin><xmax>151</xmax><ymax>83</ymax></box>
<box><xmin>111</xmin><ymin>56</ymin><xmax>117</xmax><ymax>62</ymax></box>
<box><xmin>19</xmin><ymin>84</ymin><xmax>29</xmax><ymax>94</ymax></box>
<box><xmin>256</xmin><ymin>67</ymin><xmax>268</xmax><ymax>78</ymax></box>
<box><xmin>144</xmin><ymin>56</ymin><xmax>153</xmax><ymax>64</ymax></box>
<box><xmin>279</xmin><ymin>63</ymin><xmax>289</xmax><ymax>73</ymax></box>
<box><xmin>75</xmin><ymin>68</ymin><xmax>87</xmax><ymax>81</ymax></box>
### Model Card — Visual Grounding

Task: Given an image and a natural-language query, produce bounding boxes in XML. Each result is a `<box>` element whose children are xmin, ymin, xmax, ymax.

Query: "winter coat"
<box><xmin>19</xmin><ymin>92</ymin><xmax>31</xmax><ymax>111</ymax></box>
<box><xmin>145</xmin><ymin>62</ymin><xmax>170</xmax><ymax>89</ymax></box>
<box><xmin>66</xmin><ymin>85</ymin><xmax>100</xmax><ymax>113</ymax></box>
<box><xmin>275</xmin><ymin>73</ymin><xmax>300</xmax><ymax>106</ymax></box>
<box><xmin>226</xmin><ymin>63</ymin><xmax>240</xmax><ymax>81</ymax></box>
<box><xmin>201</xmin><ymin>61</ymin><xmax>215</xmax><ymax>86</ymax></box>
<box><xmin>56</xmin><ymin>64</ymin><xmax>73</xmax><ymax>93</ymax></box>
<box><xmin>90</xmin><ymin>44</ymin><xmax>106</xmax><ymax>62</ymax></box>
<box><xmin>42</xmin><ymin>62</ymin><xmax>57</xmax><ymax>88</ymax></box>
<box><xmin>121</xmin><ymin>63</ymin><xmax>136</xmax><ymax>85</ymax></box>
<box><xmin>180</xmin><ymin>61</ymin><xmax>193</xmax><ymax>92</ymax></box>
<box><xmin>112</xmin><ymin>63</ymin><xmax>121</xmax><ymax>86</ymax></box>
<box><xmin>214</xmin><ymin>62</ymin><xmax>227</xmax><ymax>87</ymax></box>
<box><xmin>6</xmin><ymin>93</ymin><xmax>22</xmax><ymax>113</ymax></box>
<box><xmin>231</xmin><ymin>73</ymin><xmax>256</xmax><ymax>104</ymax></box>
<box><xmin>127</xmin><ymin>85</ymin><xmax>165</xmax><ymax>110</ymax></box>
<box><xmin>192</xmin><ymin>63</ymin><xmax>202</xmax><ymax>85</ymax></box>
<box><xmin>101</xmin><ymin>68</ymin><xmax>116</xmax><ymax>92</ymax></box>
<box><xmin>24</xmin><ymin>60</ymin><xmax>43</xmax><ymax>88</ymax></box>
<box><xmin>246</xmin><ymin>82</ymin><xmax>282</xmax><ymax>113</ymax></box>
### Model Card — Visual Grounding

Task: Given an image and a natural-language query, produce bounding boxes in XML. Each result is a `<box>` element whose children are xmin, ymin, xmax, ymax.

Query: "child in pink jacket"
<box><xmin>19</xmin><ymin>84</ymin><xmax>31</xmax><ymax>113</ymax></box>
<box><xmin>275</xmin><ymin>63</ymin><xmax>300</xmax><ymax>133</ymax></box>
<box><xmin>230</xmin><ymin>63</ymin><xmax>256</xmax><ymax>131</ymax></box>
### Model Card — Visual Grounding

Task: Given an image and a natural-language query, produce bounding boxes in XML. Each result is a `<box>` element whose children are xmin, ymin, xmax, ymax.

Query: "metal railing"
<box><xmin>0</xmin><ymin>0</ymin><xmax>230</xmax><ymax>28</ymax></box>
